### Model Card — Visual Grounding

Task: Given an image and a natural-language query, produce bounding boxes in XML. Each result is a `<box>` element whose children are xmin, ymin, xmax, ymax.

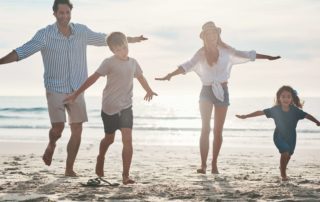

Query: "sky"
<box><xmin>0</xmin><ymin>0</ymin><xmax>319</xmax><ymax>98</ymax></box>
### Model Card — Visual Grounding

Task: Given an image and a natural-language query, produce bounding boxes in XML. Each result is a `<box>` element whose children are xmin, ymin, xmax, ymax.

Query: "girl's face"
<box><xmin>203</xmin><ymin>30</ymin><xmax>219</xmax><ymax>48</ymax></box>
<box><xmin>279</xmin><ymin>90</ymin><xmax>293</xmax><ymax>107</ymax></box>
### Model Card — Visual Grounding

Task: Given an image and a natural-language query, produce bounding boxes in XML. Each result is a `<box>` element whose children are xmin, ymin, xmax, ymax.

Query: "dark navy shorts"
<box><xmin>274</xmin><ymin>134</ymin><xmax>296</xmax><ymax>155</ymax></box>
<box><xmin>199</xmin><ymin>86</ymin><xmax>230</xmax><ymax>106</ymax></box>
<box><xmin>101</xmin><ymin>106</ymin><xmax>133</xmax><ymax>134</ymax></box>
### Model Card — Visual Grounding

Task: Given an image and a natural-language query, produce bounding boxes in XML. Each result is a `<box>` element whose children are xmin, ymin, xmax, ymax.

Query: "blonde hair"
<box><xmin>106</xmin><ymin>32</ymin><xmax>127</xmax><ymax>51</ymax></box>
<box><xmin>202</xmin><ymin>33</ymin><xmax>231</xmax><ymax>66</ymax></box>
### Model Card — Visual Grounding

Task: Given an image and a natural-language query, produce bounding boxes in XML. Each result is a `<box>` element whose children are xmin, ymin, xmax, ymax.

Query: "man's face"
<box><xmin>54</xmin><ymin>4</ymin><xmax>71</xmax><ymax>26</ymax></box>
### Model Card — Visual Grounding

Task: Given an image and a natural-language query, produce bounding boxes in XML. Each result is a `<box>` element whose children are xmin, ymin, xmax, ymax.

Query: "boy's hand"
<box><xmin>144</xmin><ymin>91</ymin><xmax>158</xmax><ymax>102</ymax></box>
<box><xmin>236</xmin><ymin>115</ymin><xmax>247</xmax><ymax>119</ymax></box>
<box><xmin>155</xmin><ymin>73</ymin><xmax>172</xmax><ymax>81</ymax></box>
<box><xmin>63</xmin><ymin>93</ymin><xmax>77</xmax><ymax>104</ymax></box>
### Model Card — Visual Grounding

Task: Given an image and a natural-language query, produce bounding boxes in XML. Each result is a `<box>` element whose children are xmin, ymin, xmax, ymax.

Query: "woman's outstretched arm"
<box><xmin>155</xmin><ymin>66</ymin><xmax>185</xmax><ymax>81</ymax></box>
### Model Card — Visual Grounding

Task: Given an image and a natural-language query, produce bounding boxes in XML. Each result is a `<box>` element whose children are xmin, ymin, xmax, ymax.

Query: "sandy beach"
<box><xmin>0</xmin><ymin>131</ymin><xmax>319</xmax><ymax>202</ymax></box>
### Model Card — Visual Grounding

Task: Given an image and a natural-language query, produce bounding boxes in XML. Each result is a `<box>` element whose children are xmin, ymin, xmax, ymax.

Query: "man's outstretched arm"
<box><xmin>0</xmin><ymin>50</ymin><xmax>19</xmax><ymax>65</ymax></box>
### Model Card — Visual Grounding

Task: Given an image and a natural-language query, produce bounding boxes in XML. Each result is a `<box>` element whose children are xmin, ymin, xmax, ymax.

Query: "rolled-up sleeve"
<box><xmin>15</xmin><ymin>29</ymin><xmax>46</xmax><ymax>60</ymax></box>
<box><xmin>230</xmin><ymin>48</ymin><xmax>256</xmax><ymax>65</ymax></box>
<box><xmin>85</xmin><ymin>26</ymin><xmax>107</xmax><ymax>46</ymax></box>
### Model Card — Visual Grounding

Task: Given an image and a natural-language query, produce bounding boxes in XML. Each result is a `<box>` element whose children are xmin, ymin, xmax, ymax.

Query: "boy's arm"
<box><xmin>136</xmin><ymin>75</ymin><xmax>158</xmax><ymax>101</ymax></box>
<box><xmin>236</xmin><ymin>111</ymin><xmax>265</xmax><ymax>119</ymax></box>
<box><xmin>127</xmin><ymin>35</ymin><xmax>148</xmax><ymax>43</ymax></box>
<box><xmin>64</xmin><ymin>72</ymin><xmax>101</xmax><ymax>103</ymax></box>
<box><xmin>0</xmin><ymin>50</ymin><xmax>19</xmax><ymax>65</ymax></box>
<box><xmin>256</xmin><ymin>53</ymin><xmax>281</xmax><ymax>60</ymax></box>
<box><xmin>305</xmin><ymin>114</ymin><xmax>320</xmax><ymax>126</ymax></box>
<box><xmin>155</xmin><ymin>66</ymin><xmax>185</xmax><ymax>81</ymax></box>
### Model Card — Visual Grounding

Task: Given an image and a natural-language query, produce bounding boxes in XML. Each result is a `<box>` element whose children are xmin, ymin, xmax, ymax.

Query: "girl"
<box><xmin>156</xmin><ymin>21</ymin><xmax>280</xmax><ymax>174</ymax></box>
<box><xmin>236</xmin><ymin>85</ymin><xmax>320</xmax><ymax>181</ymax></box>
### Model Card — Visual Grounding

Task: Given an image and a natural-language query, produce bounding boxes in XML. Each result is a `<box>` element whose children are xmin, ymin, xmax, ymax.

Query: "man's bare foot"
<box><xmin>42</xmin><ymin>143</ymin><xmax>56</xmax><ymax>166</ymax></box>
<box><xmin>65</xmin><ymin>170</ymin><xmax>78</xmax><ymax>177</ymax></box>
<box><xmin>95</xmin><ymin>155</ymin><xmax>105</xmax><ymax>177</ymax></box>
<box><xmin>122</xmin><ymin>176</ymin><xmax>135</xmax><ymax>185</ymax></box>
<box><xmin>196</xmin><ymin>165</ymin><xmax>206</xmax><ymax>174</ymax></box>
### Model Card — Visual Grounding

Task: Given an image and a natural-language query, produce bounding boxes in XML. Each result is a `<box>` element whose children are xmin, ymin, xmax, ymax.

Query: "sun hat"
<box><xmin>200</xmin><ymin>21</ymin><xmax>221</xmax><ymax>39</ymax></box>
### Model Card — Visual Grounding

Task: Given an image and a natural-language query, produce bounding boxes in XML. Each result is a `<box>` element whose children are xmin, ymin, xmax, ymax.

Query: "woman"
<box><xmin>156</xmin><ymin>21</ymin><xmax>280</xmax><ymax>174</ymax></box>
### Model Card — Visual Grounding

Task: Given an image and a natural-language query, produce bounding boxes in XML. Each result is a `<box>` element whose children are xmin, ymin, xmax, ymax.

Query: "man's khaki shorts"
<box><xmin>46</xmin><ymin>91</ymin><xmax>88</xmax><ymax>124</ymax></box>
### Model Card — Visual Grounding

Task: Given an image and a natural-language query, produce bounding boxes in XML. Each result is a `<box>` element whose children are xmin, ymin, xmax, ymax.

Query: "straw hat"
<box><xmin>200</xmin><ymin>21</ymin><xmax>221</xmax><ymax>39</ymax></box>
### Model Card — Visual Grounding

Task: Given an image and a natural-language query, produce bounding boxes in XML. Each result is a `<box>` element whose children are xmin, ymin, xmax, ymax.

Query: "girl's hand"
<box><xmin>155</xmin><ymin>73</ymin><xmax>172</xmax><ymax>81</ymax></box>
<box><xmin>63</xmin><ymin>93</ymin><xmax>77</xmax><ymax>104</ymax></box>
<box><xmin>144</xmin><ymin>91</ymin><xmax>158</xmax><ymax>102</ymax></box>
<box><xmin>268</xmin><ymin>56</ymin><xmax>281</xmax><ymax>60</ymax></box>
<box><xmin>236</xmin><ymin>115</ymin><xmax>247</xmax><ymax>119</ymax></box>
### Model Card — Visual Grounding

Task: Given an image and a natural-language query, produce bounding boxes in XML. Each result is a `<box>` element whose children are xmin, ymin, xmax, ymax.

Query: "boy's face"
<box><xmin>112</xmin><ymin>44</ymin><xmax>129</xmax><ymax>60</ymax></box>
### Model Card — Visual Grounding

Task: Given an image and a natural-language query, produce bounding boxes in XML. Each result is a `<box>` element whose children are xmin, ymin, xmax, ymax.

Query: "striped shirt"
<box><xmin>15</xmin><ymin>23</ymin><xmax>107</xmax><ymax>93</ymax></box>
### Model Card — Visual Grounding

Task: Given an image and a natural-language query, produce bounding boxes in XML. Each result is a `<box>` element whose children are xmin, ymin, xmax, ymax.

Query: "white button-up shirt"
<box><xmin>180</xmin><ymin>47</ymin><xmax>256</xmax><ymax>101</ymax></box>
<box><xmin>15</xmin><ymin>23</ymin><xmax>107</xmax><ymax>93</ymax></box>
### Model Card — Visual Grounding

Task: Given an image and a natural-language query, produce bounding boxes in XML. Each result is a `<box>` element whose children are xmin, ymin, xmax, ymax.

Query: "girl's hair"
<box><xmin>275</xmin><ymin>85</ymin><xmax>303</xmax><ymax>108</ymax></box>
<box><xmin>53</xmin><ymin>0</ymin><xmax>73</xmax><ymax>12</ymax></box>
<box><xmin>202</xmin><ymin>34</ymin><xmax>232</xmax><ymax>66</ymax></box>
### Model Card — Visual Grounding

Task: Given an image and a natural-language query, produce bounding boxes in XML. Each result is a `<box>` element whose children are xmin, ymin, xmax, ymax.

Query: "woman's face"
<box><xmin>203</xmin><ymin>30</ymin><xmax>219</xmax><ymax>48</ymax></box>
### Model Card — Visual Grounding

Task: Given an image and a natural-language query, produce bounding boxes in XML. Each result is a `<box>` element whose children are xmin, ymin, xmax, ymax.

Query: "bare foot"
<box><xmin>95</xmin><ymin>155</ymin><xmax>105</xmax><ymax>177</ymax></box>
<box><xmin>65</xmin><ymin>170</ymin><xmax>78</xmax><ymax>177</ymax></box>
<box><xmin>122</xmin><ymin>176</ymin><xmax>135</xmax><ymax>185</ymax></box>
<box><xmin>42</xmin><ymin>143</ymin><xmax>56</xmax><ymax>166</ymax></box>
<box><xmin>196</xmin><ymin>165</ymin><xmax>206</xmax><ymax>174</ymax></box>
<box><xmin>211</xmin><ymin>165</ymin><xmax>219</xmax><ymax>174</ymax></box>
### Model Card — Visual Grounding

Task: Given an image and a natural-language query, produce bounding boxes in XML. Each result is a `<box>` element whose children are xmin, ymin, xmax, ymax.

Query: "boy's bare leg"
<box><xmin>198</xmin><ymin>101</ymin><xmax>213</xmax><ymax>174</ymax></box>
<box><xmin>280</xmin><ymin>152</ymin><xmax>290</xmax><ymax>181</ymax></box>
<box><xmin>42</xmin><ymin>122</ymin><xmax>64</xmax><ymax>166</ymax></box>
<box><xmin>212</xmin><ymin>106</ymin><xmax>228</xmax><ymax>174</ymax></box>
<box><xmin>96</xmin><ymin>133</ymin><xmax>115</xmax><ymax>177</ymax></box>
<box><xmin>121</xmin><ymin>128</ymin><xmax>135</xmax><ymax>184</ymax></box>
<box><xmin>65</xmin><ymin>123</ymin><xmax>82</xmax><ymax>177</ymax></box>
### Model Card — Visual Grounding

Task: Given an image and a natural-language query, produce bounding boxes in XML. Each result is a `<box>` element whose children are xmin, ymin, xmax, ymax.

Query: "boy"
<box><xmin>64</xmin><ymin>32</ymin><xmax>157</xmax><ymax>184</ymax></box>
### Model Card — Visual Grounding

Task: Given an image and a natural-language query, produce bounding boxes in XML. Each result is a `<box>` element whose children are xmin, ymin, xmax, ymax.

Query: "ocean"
<box><xmin>0</xmin><ymin>96</ymin><xmax>319</xmax><ymax>149</ymax></box>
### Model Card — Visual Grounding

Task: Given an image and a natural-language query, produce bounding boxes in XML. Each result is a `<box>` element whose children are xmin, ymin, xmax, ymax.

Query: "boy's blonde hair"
<box><xmin>106</xmin><ymin>32</ymin><xmax>127</xmax><ymax>51</ymax></box>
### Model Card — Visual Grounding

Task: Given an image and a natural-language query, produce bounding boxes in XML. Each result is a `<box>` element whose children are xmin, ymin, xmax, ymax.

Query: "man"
<box><xmin>0</xmin><ymin>0</ymin><xmax>146</xmax><ymax>177</ymax></box>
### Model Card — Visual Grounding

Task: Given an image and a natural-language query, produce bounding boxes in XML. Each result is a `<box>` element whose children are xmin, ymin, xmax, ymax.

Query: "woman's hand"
<box><xmin>268</xmin><ymin>56</ymin><xmax>281</xmax><ymax>60</ymax></box>
<box><xmin>155</xmin><ymin>73</ymin><xmax>172</xmax><ymax>81</ymax></box>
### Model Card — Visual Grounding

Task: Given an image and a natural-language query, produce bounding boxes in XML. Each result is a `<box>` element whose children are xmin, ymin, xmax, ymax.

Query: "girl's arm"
<box><xmin>155</xmin><ymin>66</ymin><xmax>185</xmax><ymax>81</ymax></box>
<box><xmin>305</xmin><ymin>114</ymin><xmax>320</xmax><ymax>126</ymax></box>
<box><xmin>136</xmin><ymin>75</ymin><xmax>158</xmax><ymax>101</ymax></box>
<box><xmin>236</xmin><ymin>111</ymin><xmax>265</xmax><ymax>119</ymax></box>
<box><xmin>256</xmin><ymin>53</ymin><xmax>281</xmax><ymax>60</ymax></box>
<box><xmin>63</xmin><ymin>72</ymin><xmax>101</xmax><ymax>103</ymax></box>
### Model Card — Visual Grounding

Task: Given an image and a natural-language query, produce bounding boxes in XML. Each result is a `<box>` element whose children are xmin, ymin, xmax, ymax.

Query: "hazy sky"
<box><xmin>0</xmin><ymin>0</ymin><xmax>319</xmax><ymax>97</ymax></box>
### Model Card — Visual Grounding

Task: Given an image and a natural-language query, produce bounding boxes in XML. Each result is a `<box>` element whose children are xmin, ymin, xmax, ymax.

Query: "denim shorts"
<box><xmin>101</xmin><ymin>106</ymin><xmax>133</xmax><ymax>134</ymax></box>
<box><xmin>199</xmin><ymin>85</ymin><xmax>230</xmax><ymax>106</ymax></box>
